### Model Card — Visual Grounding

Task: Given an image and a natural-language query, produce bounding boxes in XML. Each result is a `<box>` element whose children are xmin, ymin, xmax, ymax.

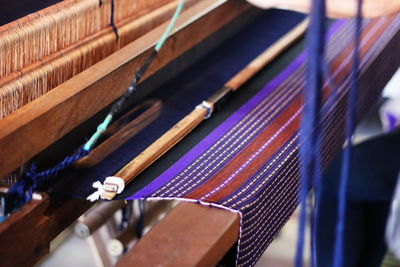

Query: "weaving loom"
<box><xmin>1</xmin><ymin>0</ymin><xmax>400</xmax><ymax>266</ymax></box>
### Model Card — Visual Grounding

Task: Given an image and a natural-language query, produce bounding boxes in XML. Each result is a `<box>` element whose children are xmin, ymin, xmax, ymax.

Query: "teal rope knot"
<box><xmin>84</xmin><ymin>114</ymin><xmax>113</xmax><ymax>151</ymax></box>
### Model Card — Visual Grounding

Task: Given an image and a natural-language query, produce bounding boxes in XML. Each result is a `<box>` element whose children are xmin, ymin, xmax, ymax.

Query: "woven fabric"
<box><xmin>59</xmin><ymin>10</ymin><xmax>306</xmax><ymax>197</ymax></box>
<box><xmin>127</xmin><ymin>15</ymin><xmax>400</xmax><ymax>266</ymax></box>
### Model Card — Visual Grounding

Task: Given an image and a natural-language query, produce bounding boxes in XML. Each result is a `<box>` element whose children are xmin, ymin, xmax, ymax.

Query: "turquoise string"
<box><xmin>84</xmin><ymin>114</ymin><xmax>113</xmax><ymax>151</ymax></box>
<box><xmin>155</xmin><ymin>0</ymin><xmax>184</xmax><ymax>51</ymax></box>
<box><xmin>86</xmin><ymin>0</ymin><xmax>184</xmax><ymax>150</ymax></box>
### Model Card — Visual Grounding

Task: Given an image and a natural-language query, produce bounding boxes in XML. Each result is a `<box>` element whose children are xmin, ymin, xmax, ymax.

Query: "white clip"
<box><xmin>196</xmin><ymin>101</ymin><xmax>213</xmax><ymax>119</ymax></box>
<box><xmin>87</xmin><ymin>176</ymin><xmax>125</xmax><ymax>202</ymax></box>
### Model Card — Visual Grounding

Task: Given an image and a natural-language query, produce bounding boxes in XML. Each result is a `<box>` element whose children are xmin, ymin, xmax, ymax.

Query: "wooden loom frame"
<box><xmin>0</xmin><ymin>0</ymin><xmax>251</xmax><ymax>266</ymax></box>
<box><xmin>2</xmin><ymin>1</ymin><xmax>399</xmax><ymax>266</ymax></box>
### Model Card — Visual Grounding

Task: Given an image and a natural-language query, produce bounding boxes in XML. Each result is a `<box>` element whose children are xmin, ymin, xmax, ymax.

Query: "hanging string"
<box><xmin>4</xmin><ymin>0</ymin><xmax>185</xmax><ymax>216</ymax></box>
<box><xmin>135</xmin><ymin>199</ymin><xmax>145</xmax><ymax>239</ymax></box>
<box><xmin>119</xmin><ymin>203</ymin><xmax>132</xmax><ymax>231</ymax></box>
<box><xmin>333</xmin><ymin>1</ymin><xmax>363</xmax><ymax>266</ymax></box>
<box><xmin>155</xmin><ymin>0</ymin><xmax>184</xmax><ymax>52</ymax></box>
<box><xmin>295</xmin><ymin>0</ymin><xmax>325</xmax><ymax>266</ymax></box>
<box><xmin>110</xmin><ymin>0</ymin><xmax>119</xmax><ymax>40</ymax></box>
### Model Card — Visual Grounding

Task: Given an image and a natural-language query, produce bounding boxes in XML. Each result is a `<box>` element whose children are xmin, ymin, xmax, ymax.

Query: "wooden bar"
<box><xmin>0</xmin><ymin>0</ymin><xmax>250</xmax><ymax>179</ymax></box>
<box><xmin>74</xmin><ymin>200</ymin><xmax>125</xmax><ymax>238</ymax></box>
<box><xmin>117</xmin><ymin>202</ymin><xmax>240</xmax><ymax>267</ymax></box>
<box><xmin>0</xmin><ymin>195</ymin><xmax>93</xmax><ymax>266</ymax></box>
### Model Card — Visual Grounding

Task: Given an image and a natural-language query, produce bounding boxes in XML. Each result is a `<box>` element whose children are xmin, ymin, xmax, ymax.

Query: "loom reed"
<box><xmin>0</xmin><ymin>0</ymin><xmax>198</xmax><ymax>119</ymax></box>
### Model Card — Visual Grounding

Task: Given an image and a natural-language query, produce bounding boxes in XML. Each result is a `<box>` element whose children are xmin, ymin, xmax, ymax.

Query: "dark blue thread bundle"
<box><xmin>135</xmin><ymin>199</ymin><xmax>145</xmax><ymax>239</ymax></box>
<box><xmin>296</xmin><ymin>1</ymin><xmax>363</xmax><ymax>266</ymax></box>
<box><xmin>333</xmin><ymin>1</ymin><xmax>363</xmax><ymax>266</ymax></box>
<box><xmin>295</xmin><ymin>0</ymin><xmax>325</xmax><ymax>266</ymax></box>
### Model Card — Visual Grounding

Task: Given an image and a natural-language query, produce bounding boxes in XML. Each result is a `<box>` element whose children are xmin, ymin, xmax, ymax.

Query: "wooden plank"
<box><xmin>0</xmin><ymin>195</ymin><xmax>92</xmax><ymax>266</ymax></box>
<box><xmin>0</xmin><ymin>0</ymin><xmax>250</xmax><ymax>178</ymax></box>
<box><xmin>117</xmin><ymin>202</ymin><xmax>240</xmax><ymax>267</ymax></box>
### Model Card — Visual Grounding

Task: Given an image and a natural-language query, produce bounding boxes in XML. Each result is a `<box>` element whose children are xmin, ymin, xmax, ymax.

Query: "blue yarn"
<box><xmin>135</xmin><ymin>199</ymin><xmax>145</xmax><ymax>239</ymax></box>
<box><xmin>110</xmin><ymin>0</ymin><xmax>119</xmax><ymax>40</ymax></box>
<box><xmin>119</xmin><ymin>203</ymin><xmax>132</xmax><ymax>231</ymax></box>
<box><xmin>6</xmin><ymin>147</ymin><xmax>89</xmax><ymax>214</ymax></box>
<box><xmin>295</xmin><ymin>0</ymin><xmax>325</xmax><ymax>266</ymax></box>
<box><xmin>333</xmin><ymin>1</ymin><xmax>362</xmax><ymax>266</ymax></box>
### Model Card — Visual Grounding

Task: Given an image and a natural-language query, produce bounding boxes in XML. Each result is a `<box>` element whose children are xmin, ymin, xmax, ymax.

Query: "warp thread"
<box><xmin>0</xmin><ymin>0</ymin><xmax>179</xmax><ymax>119</ymax></box>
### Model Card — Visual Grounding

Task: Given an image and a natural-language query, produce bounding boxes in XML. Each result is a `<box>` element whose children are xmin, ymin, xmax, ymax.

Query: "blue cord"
<box><xmin>6</xmin><ymin>148</ymin><xmax>89</xmax><ymax>214</ymax></box>
<box><xmin>135</xmin><ymin>199</ymin><xmax>145</xmax><ymax>239</ymax></box>
<box><xmin>333</xmin><ymin>1</ymin><xmax>362</xmax><ymax>266</ymax></box>
<box><xmin>295</xmin><ymin>0</ymin><xmax>325</xmax><ymax>266</ymax></box>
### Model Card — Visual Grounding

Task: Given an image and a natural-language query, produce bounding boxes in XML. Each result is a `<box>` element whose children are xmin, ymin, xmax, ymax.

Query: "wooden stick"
<box><xmin>75</xmin><ymin>100</ymin><xmax>162</xmax><ymax>168</ymax></box>
<box><xmin>74</xmin><ymin>200</ymin><xmax>126</xmax><ymax>238</ymax></box>
<box><xmin>107</xmin><ymin>200</ymin><xmax>175</xmax><ymax>256</ymax></box>
<box><xmin>226</xmin><ymin>18</ymin><xmax>309</xmax><ymax>90</ymax></box>
<box><xmin>0</xmin><ymin>0</ymin><xmax>249</xmax><ymax>179</ymax></box>
<box><xmin>100</xmin><ymin>18</ymin><xmax>309</xmax><ymax>200</ymax></box>
<box><xmin>101</xmin><ymin>107</ymin><xmax>207</xmax><ymax>200</ymax></box>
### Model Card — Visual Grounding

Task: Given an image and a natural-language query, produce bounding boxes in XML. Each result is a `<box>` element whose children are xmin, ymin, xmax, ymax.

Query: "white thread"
<box><xmin>87</xmin><ymin>181</ymin><xmax>104</xmax><ymax>202</ymax></box>
<box><xmin>86</xmin><ymin>177</ymin><xmax>125</xmax><ymax>202</ymax></box>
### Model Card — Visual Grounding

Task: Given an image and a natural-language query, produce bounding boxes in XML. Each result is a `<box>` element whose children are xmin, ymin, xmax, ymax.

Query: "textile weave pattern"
<box><xmin>129</xmin><ymin>15</ymin><xmax>400</xmax><ymax>266</ymax></box>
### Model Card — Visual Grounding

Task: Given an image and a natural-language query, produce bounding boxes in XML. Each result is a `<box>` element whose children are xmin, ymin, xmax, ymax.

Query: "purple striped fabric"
<box><xmin>128</xmin><ymin>15</ymin><xmax>400</xmax><ymax>266</ymax></box>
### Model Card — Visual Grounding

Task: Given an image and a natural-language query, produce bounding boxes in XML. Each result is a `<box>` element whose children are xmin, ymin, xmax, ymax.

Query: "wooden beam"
<box><xmin>0</xmin><ymin>0</ymin><xmax>250</xmax><ymax>178</ymax></box>
<box><xmin>0</xmin><ymin>195</ymin><xmax>92</xmax><ymax>266</ymax></box>
<box><xmin>117</xmin><ymin>202</ymin><xmax>240</xmax><ymax>267</ymax></box>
